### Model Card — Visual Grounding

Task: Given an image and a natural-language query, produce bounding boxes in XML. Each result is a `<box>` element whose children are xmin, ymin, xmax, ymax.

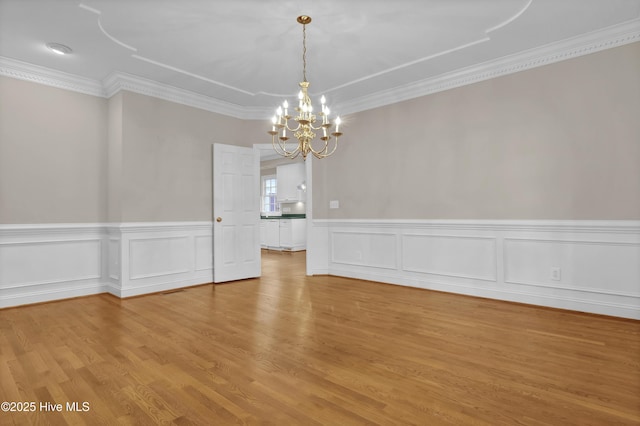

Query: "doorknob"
<box><xmin>216</xmin><ymin>217</ymin><xmax>222</xmax><ymax>222</ymax></box>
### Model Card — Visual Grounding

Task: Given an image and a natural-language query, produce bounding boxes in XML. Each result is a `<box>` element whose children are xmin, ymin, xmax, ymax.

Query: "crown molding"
<box><xmin>337</xmin><ymin>18</ymin><xmax>640</xmax><ymax>115</ymax></box>
<box><xmin>0</xmin><ymin>56</ymin><xmax>106</xmax><ymax>97</ymax></box>
<box><xmin>102</xmin><ymin>72</ymin><xmax>251</xmax><ymax>119</ymax></box>
<box><xmin>1</xmin><ymin>18</ymin><xmax>639</xmax><ymax>119</ymax></box>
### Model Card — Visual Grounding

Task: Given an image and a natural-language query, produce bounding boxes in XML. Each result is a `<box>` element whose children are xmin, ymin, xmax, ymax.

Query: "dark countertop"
<box><xmin>261</xmin><ymin>214</ymin><xmax>306</xmax><ymax>219</ymax></box>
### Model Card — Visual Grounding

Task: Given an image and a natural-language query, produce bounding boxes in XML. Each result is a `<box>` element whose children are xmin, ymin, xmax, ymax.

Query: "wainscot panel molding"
<box><xmin>317</xmin><ymin>219</ymin><xmax>640</xmax><ymax>319</ymax></box>
<box><xmin>3</xmin><ymin>220</ymin><xmax>639</xmax><ymax>319</ymax></box>
<box><xmin>106</xmin><ymin>222</ymin><xmax>213</xmax><ymax>298</ymax></box>
<box><xmin>0</xmin><ymin>224</ymin><xmax>107</xmax><ymax>308</ymax></box>
<box><xmin>0</xmin><ymin>222</ymin><xmax>214</xmax><ymax>308</ymax></box>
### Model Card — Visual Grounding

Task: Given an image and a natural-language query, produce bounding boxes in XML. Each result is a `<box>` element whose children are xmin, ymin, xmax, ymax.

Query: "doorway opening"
<box><xmin>254</xmin><ymin>144</ymin><xmax>311</xmax><ymax>275</ymax></box>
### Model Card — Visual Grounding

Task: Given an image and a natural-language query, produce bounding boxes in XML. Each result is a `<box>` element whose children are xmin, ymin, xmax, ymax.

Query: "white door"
<box><xmin>212</xmin><ymin>143</ymin><xmax>261</xmax><ymax>283</ymax></box>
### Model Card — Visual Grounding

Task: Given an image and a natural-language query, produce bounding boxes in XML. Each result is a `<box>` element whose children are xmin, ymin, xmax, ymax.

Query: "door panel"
<box><xmin>213</xmin><ymin>143</ymin><xmax>261</xmax><ymax>282</ymax></box>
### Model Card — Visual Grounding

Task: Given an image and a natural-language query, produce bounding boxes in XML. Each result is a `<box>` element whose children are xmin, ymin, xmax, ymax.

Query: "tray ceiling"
<box><xmin>1</xmin><ymin>0</ymin><xmax>639</xmax><ymax>118</ymax></box>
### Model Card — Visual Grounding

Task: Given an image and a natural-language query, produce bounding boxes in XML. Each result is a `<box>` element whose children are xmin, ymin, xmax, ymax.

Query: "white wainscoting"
<box><xmin>0</xmin><ymin>224</ymin><xmax>107</xmax><ymax>308</ymax></box>
<box><xmin>106</xmin><ymin>222</ymin><xmax>213</xmax><ymax>298</ymax></box>
<box><xmin>3</xmin><ymin>220</ymin><xmax>639</xmax><ymax>319</ymax></box>
<box><xmin>1</xmin><ymin>222</ymin><xmax>213</xmax><ymax>308</ymax></box>
<box><xmin>313</xmin><ymin>219</ymin><xmax>640</xmax><ymax>319</ymax></box>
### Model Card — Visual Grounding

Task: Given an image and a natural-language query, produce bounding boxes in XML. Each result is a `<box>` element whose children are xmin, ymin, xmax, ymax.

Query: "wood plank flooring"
<box><xmin>1</xmin><ymin>250</ymin><xmax>639</xmax><ymax>425</ymax></box>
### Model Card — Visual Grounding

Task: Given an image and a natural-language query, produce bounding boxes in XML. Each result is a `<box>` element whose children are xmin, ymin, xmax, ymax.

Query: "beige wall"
<box><xmin>1</xmin><ymin>42</ymin><xmax>638</xmax><ymax>224</ymax></box>
<box><xmin>0</xmin><ymin>80</ymin><xmax>250</xmax><ymax>224</ymax></box>
<box><xmin>313</xmin><ymin>42</ymin><xmax>640</xmax><ymax>220</ymax></box>
<box><xmin>0</xmin><ymin>76</ymin><xmax>107</xmax><ymax>224</ymax></box>
<box><xmin>118</xmin><ymin>91</ymin><xmax>250</xmax><ymax>222</ymax></box>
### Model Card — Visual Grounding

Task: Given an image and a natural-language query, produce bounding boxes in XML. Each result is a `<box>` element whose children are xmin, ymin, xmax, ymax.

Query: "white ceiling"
<box><xmin>1</xmin><ymin>0</ymin><xmax>639</xmax><ymax>119</ymax></box>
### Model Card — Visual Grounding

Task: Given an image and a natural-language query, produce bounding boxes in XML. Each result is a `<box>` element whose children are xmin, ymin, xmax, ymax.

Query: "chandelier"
<box><xmin>268</xmin><ymin>15</ymin><xmax>342</xmax><ymax>160</ymax></box>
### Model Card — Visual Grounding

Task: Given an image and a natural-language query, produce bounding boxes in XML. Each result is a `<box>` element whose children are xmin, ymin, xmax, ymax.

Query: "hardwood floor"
<box><xmin>1</xmin><ymin>250</ymin><xmax>639</xmax><ymax>425</ymax></box>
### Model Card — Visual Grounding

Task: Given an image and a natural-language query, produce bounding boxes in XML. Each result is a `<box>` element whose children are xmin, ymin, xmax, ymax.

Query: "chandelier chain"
<box><xmin>302</xmin><ymin>24</ymin><xmax>307</xmax><ymax>82</ymax></box>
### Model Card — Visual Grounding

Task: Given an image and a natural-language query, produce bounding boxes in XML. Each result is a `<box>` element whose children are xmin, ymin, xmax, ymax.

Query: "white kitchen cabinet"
<box><xmin>279</xmin><ymin>219</ymin><xmax>292</xmax><ymax>248</ymax></box>
<box><xmin>279</xmin><ymin>218</ymin><xmax>306</xmax><ymax>251</ymax></box>
<box><xmin>260</xmin><ymin>221</ymin><xmax>266</xmax><ymax>247</ymax></box>
<box><xmin>265</xmin><ymin>219</ymin><xmax>280</xmax><ymax>248</ymax></box>
<box><xmin>261</xmin><ymin>218</ymin><xmax>306</xmax><ymax>251</ymax></box>
<box><xmin>277</xmin><ymin>163</ymin><xmax>305</xmax><ymax>202</ymax></box>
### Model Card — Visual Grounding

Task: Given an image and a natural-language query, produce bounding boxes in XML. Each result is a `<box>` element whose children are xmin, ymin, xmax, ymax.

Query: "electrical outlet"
<box><xmin>551</xmin><ymin>267</ymin><xmax>561</xmax><ymax>281</ymax></box>
<box><xmin>330</xmin><ymin>200</ymin><xmax>339</xmax><ymax>209</ymax></box>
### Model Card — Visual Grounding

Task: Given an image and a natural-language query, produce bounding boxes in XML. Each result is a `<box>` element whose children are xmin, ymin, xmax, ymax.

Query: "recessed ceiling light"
<box><xmin>46</xmin><ymin>42</ymin><xmax>72</xmax><ymax>55</ymax></box>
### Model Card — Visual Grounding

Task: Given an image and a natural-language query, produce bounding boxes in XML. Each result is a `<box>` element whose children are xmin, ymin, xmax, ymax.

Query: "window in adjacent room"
<box><xmin>261</xmin><ymin>175</ymin><xmax>279</xmax><ymax>213</ymax></box>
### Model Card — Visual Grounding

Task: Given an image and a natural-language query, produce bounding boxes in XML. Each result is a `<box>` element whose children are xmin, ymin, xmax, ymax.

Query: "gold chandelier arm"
<box><xmin>308</xmin><ymin>134</ymin><xmax>339</xmax><ymax>159</ymax></box>
<box><xmin>309</xmin><ymin>122</ymin><xmax>327</xmax><ymax>131</ymax></box>
<box><xmin>272</xmin><ymin>134</ymin><xmax>301</xmax><ymax>159</ymax></box>
<box><xmin>284</xmin><ymin>121</ymin><xmax>301</xmax><ymax>132</ymax></box>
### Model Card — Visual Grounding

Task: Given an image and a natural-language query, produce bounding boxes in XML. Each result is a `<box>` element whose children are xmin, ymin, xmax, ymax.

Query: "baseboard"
<box><xmin>0</xmin><ymin>281</ymin><xmax>107</xmax><ymax>309</ymax></box>
<box><xmin>108</xmin><ymin>276</ymin><xmax>213</xmax><ymax>298</ymax></box>
<box><xmin>330</xmin><ymin>266</ymin><xmax>640</xmax><ymax>320</ymax></box>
